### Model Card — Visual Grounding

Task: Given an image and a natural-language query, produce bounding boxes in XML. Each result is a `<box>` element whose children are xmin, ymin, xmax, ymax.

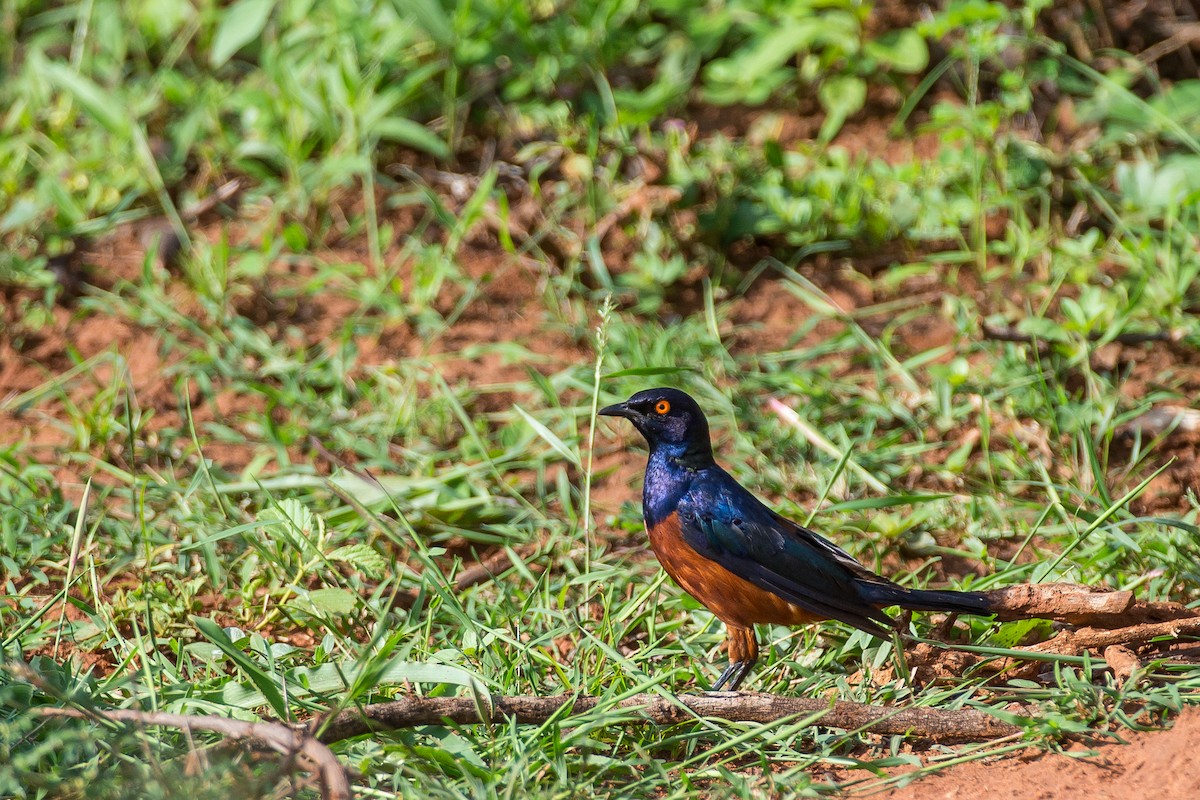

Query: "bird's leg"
<box><xmin>710</xmin><ymin>625</ymin><xmax>758</xmax><ymax>692</ymax></box>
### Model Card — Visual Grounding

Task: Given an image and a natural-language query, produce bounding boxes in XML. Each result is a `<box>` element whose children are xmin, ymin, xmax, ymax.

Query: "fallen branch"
<box><xmin>982</xmin><ymin>583</ymin><xmax>1198</xmax><ymax>627</ymax></box>
<box><xmin>310</xmin><ymin>691</ymin><xmax>1020</xmax><ymax>744</ymax></box>
<box><xmin>1138</xmin><ymin>22</ymin><xmax>1200</xmax><ymax>65</ymax></box>
<box><xmin>35</xmin><ymin>707</ymin><xmax>350</xmax><ymax>800</ymax></box>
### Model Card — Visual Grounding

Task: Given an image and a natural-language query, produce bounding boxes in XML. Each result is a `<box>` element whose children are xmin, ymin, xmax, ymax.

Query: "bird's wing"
<box><xmin>676</xmin><ymin>473</ymin><xmax>898</xmax><ymax>637</ymax></box>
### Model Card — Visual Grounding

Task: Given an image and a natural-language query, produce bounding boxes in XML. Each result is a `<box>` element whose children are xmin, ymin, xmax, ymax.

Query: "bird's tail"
<box><xmin>864</xmin><ymin>584</ymin><xmax>993</xmax><ymax>616</ymax></box>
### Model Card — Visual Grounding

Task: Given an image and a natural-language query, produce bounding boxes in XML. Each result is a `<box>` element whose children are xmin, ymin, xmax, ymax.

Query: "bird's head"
<box><xmin>599</xmin><ymin>387</ymin><xmax>713</xmax><ymax>464</ymax></box>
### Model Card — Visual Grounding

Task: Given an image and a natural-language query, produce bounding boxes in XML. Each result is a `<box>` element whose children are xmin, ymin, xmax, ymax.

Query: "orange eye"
<box><xmin>654</xmin><ymin>400</ymin><xmax>671</xmax><ymax>415</ymax></box>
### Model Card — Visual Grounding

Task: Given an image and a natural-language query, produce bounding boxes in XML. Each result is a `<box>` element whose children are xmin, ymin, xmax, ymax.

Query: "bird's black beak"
<box><xmin>598</xmin><ymin>401</ymin><xmax>634</xmax><ymax>419</ymax></box>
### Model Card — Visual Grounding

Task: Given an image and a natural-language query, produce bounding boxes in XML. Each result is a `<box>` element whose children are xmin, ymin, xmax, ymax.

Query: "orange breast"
<box><xmin>647</xmin><ymin>512</ymin><xmax>822</xmax><ymax>629</ymax></box>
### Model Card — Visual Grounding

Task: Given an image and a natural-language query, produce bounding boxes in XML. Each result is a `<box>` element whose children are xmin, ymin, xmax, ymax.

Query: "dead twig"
<box><xmin>1115</xmin><ymin>406</ymin><xmax>1200</xmax><ymax>440</ymax></box>
<box><xmin>180</xmin><ymin>178</ymin><xmax>245</xmax><ymax>222</ymax></box>
<box><xmin>981</xmin><ymin>321</ymin><xmax>1179</xmax><ymax>346</ymax></box>
<box><xmin>33</xmin><ymin>706</ymin><xmax>350</xmax><ymax>800</ymax></box>
<box><xmin>593</xmin><ymin>184</ymin><xmax>683</xmax><ymax>242</ymax></box>
<box><xmin>452</xmin><ymin>546</ymin><xmax>544</xmax><ymax>592</ymax></box>
<box><xmin>310</xmin><ymin>691</ymin><xmax>1021</xmax><ymax>744</ymax></box>
<box><xmin>1138</xmin><ymin>22</ymin><xmax>1200</xmax><ymax>65</ymax></box>
<box><xmin>385</xmin><ymin>543</ymin><xmax>546</xmax><ymax>611</ymax></box>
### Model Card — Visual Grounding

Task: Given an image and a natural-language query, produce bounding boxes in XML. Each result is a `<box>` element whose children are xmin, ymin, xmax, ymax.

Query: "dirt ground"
<box><xmin>881</xmin><ymin>707</ymin><xmax>1200</xmax><ymax>799</ymax></box>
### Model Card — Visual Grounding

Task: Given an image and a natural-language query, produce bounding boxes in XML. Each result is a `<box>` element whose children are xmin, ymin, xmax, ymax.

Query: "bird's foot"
<box><xmin>710</xmin><ymin>659</ymin><xmax>756</xmax><ymax>692</ymax></box>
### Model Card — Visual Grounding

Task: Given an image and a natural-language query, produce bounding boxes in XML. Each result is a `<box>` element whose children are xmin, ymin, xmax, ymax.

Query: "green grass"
<box><xmin>5</xmin><ymin>0</ymin><xmax>1200</xmax><ymax>797</ymax></box>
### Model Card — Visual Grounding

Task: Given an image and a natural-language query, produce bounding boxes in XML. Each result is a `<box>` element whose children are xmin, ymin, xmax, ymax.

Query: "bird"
<box><xmin>599</xmin><ymin>387</ymin><xmax>994</xmax><ymax>691</ymax></box>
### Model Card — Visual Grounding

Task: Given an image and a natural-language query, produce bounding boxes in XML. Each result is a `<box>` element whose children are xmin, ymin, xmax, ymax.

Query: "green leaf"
<box><xmin>258</xmin><ymin>498</ymin><xmax>324</xmax><ymax>556</ymax></box>
<box><xmin>514</xmin><ymin>405</ymin><xmax>580</xmax><ymax>466</ymax></box>
<box><xmin>303</xmin><ymin>587</ymin><xmax>358</xmax><ymax>615</ymax></box>
<box><xmin>448</xmin><ymin>166</ymin><xmax>498</xmax><ymax>252</ymax></box>
<box><xmin>1016</xmin><ymin>316</ymin><xmax>1068</xmax><ymax>342</ymax></box>
<box><xmin>415</xmin><ymin>729</ymin><xmax>491</xmax><ymax>776</ymax></box>
<box><xmin>374</xmin><ymin>116</ymin><xmax>451</xmax><ymax>159</ymax></box>
<box><xmin>193</xmin><ymin>616</ymin><xmax>288</xmax><ymax>717</ymax></box>
<box><xmin>213</xmin><ymin>659</ymin><xmax>491</xmax><ymax>709</ymax></box>
<box><xmin>41</xmin><ymin>61</ymin><xmax>130</xmax><ymax>137</ymax></box>
<box><xmin>989</xmin><ymin>618</ymin><xmax>1052</xmax><ymax>649</ymax></box>
<box><xmin>737</xmin><ymin>19</ymin><xmax>821</xmax><ymax>84</ymax></box>
<box><xmin>823</xmin><ymin>494</ymin><xmax>952</xmax><ymax>513</ymax></box>
<box><xmin>234</xmin><ymin>250</ymin><xmax>268</xmax><ymax>279</ymax></box>
<box><xmin>817</xmin><ymin>75</ymin><xmax>866</xmax><ymax>141</ymax></box>
<box><xmin>401</xmin><ymin>0</ymin><xmax>454</xmax><ymax>47</ymax></box>
<box><xmin>329</xmin><ymin>543</ymin><xmax>388</xmax><ymax>579</ymax></box>
<box><xmin>864</xmin><ymin>29</ymin><xmax>929</xmax><ymax>73</ymax></box>
<box><xmin>0</xmin><ymin>199</ymin><xmax>41</xmax><ymax>234</ymax></box>
<box><xmin>282</xmin><ymin>222</ymin><xmax>309</xmax><ymax>251</ymax></box>
<box><xmin>327</xmin><ymin>471</ymin><xmax>391</xmax><ymax>507</ymax></box>
<box><xmin>211</xmin><ymin>0</ymin><xmax>274</xmax><ymax>68</ymax></box>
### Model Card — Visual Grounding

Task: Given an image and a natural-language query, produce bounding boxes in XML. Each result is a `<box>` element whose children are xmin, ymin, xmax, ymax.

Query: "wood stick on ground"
<box><xmin>35</xmin><ymin>707</ymin><xmax>350</xmax><ymax>800</ymax></box>
<box><xmin>982</xmin><ymin>583</ymin><xmax>1198</xmax><ymax>627</ymax></box>
<box><xmin>310</xmin><ymin>692</ymin><xmax>1020</xmax><ymax>745</ymax></box>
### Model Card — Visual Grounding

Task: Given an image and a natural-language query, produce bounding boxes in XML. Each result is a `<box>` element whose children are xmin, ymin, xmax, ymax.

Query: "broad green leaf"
<box><xmin>329</xmin><ymin>543</ymin><xmax>388</xmax><ymax>579</ymax></box>
<box><xmin>303</xmin><ymin>587</ymin><xmax>358</xmax><ymax>615</ymax></box>
<box><xmin>737</xmin><ymin>19</ymin><xmax>821</xmax><ymax>83</ymax></box>
<box><xmin>233</xmin><ymin>250</ymin><xmax>268</xmax><ymax>279</ymax></box>
<box><xmin>211</xmin><ymin>0</ymin><xmax>274</xmax><ymax>68</ymax></box>
<box><xmin>1154</xmin><ymin>79</ymin><xmax>1200</xmax><ymax>122</ymax></box>
<box><xmin>1015</xmin><ymin>316</ymin><xmax>1068</xmax><ymax>342</ymax></box>
<box><xmin>864</xmin><ymin>29</ymin><xmax>929</xmax><ymax>73</ymax></box>
<box><xmin>413</xmin><ymin>729</ymin><xmax>491</xmax><ymax>776</ymax></box>
<box><xmin>375</xmin><ymin>116</ymin><xmax>450</xmax><ymax>158</ymax></box>
<box><xmin>817</xmin><ymin>75</ymin><xmax>866</xmax><ymax>141</ymax></box>
<box><xmin>258</xmin><ymin>497</ymin><xmax>323</xmax><ymax>541</ymax></box>
<box><xmin>0</xmin><ymin>199</ymin><xmax>40</xmax><ymax>234</ymax></box>
<box><xmin>989</xmin><ymin>618</ymin><xmax>1053</xmax><ymax>649</ymax></box>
